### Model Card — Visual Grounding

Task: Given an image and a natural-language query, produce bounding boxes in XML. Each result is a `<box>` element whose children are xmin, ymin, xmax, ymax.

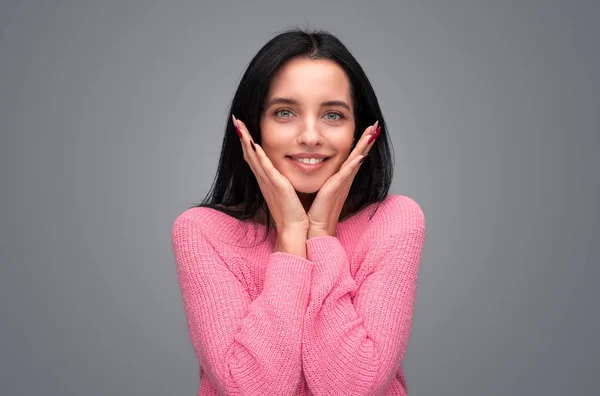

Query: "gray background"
<box><xmin>1</xmin><ymin>0</ymin><xmax>598</xmax><ymax>395</ymax></box>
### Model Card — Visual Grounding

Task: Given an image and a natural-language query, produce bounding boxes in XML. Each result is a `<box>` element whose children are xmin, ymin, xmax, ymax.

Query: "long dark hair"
<box><xmin>193</xmin><ymin>27</ymin><xmax>394</xmax><ymax>240</ymax></box>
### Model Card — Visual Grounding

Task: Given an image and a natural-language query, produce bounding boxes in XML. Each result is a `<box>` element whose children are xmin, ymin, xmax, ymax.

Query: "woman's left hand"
<box><xmin>307</xmin><ymin>121</ymin><xmax>381</xmax><ymax>239</ymax></box>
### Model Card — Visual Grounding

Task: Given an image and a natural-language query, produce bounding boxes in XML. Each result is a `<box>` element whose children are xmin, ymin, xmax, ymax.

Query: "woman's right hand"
<box><xmin>232</xmin><ymin>115</ymin><xmax>310</xmax><ymax>235</ymax></box>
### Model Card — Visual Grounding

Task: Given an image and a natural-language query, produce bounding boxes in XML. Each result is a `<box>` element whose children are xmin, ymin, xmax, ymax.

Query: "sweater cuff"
<box><xmin>262</xmin><ymin>252</ymin><xmax>315</xmax><ymax>312</ymax></box>
<box><xmin>306</xmin><ymin>235</ymin><xmax>346</xmax><ymax>263</ymax></box>
<box><xmin>306</xmin><ymin>236</ymin><xmax>350</xmax><ymax>284</ymax></box>
<box><xmin>305</xmin><ymin>235</ymin><xmax>358</xmax><ymax>301</ymax></box>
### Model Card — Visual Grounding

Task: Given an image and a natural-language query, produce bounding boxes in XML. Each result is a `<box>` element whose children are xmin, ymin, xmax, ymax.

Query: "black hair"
<box><xmin>193</xmin><ymin>27</ymin><xmax>394</xmax><ymax>241</ymax></box>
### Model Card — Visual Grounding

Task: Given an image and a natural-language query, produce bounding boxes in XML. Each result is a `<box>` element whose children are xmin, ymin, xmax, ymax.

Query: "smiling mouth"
<box><xmin>286</xmin><ymin>157</ymin><xmax>332</xmax><ymax>172</ymax></box>
<box><xmin>286</xmin><ymin>156</ymin><xmax>331</xmax><ymax>164</ymax></box>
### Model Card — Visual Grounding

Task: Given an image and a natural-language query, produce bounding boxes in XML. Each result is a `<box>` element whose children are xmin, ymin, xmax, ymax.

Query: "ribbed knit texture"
<box><xmin>171</xmin><ymin>194</ymin><xmax>426</xmax><ymax>395</ymax></box>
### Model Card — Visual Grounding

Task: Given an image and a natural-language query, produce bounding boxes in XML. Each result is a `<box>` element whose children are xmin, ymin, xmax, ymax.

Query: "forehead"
<box><xmin>267</xmin><ymin>58</ymin><xmax>352</xmax><ymax>104</ymax></box>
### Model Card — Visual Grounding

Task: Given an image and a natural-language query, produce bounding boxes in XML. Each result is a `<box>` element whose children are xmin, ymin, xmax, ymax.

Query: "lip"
<box><xmin>288</xmin><ymin>153</ymin><xmax>330</xmax><ymax>159</ymax></box>
<box><xmin>287</xmin><ymin>156</ymin><xmax>330</xmax><ymax>172</ymax></box>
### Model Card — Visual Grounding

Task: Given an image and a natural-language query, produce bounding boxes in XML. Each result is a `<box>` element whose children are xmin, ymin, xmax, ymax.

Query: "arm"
<box><xmin>172</xmin><ymin>214</ymin><xmax>312</xmax><ymax>395</ymax></box>
<box><xmin>301</xmin><ymin>227</ymin><xmax>426</xmax><ymax>395</ymax></box>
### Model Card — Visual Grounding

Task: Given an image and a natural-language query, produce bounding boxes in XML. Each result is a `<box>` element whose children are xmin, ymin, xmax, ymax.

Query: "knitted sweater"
<box><xmin>171</xmin><ymin>194</ymin><xmax>426</xmax><ymax>395</ymax></box>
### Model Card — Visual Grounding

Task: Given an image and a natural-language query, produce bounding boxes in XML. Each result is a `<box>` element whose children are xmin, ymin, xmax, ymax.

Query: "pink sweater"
<box><xmin>171</xmin><ymin>194</ymin><xmax>426</xmax><ymax>395</ymax></box>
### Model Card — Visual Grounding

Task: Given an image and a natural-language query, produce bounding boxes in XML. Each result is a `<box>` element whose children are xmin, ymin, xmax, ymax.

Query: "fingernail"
<box><xmin>368</xmin><ymin>127</ymin><xmax>381</xmax><ymax>144</ymax></box>
<box><xmin>250</xmin><ymin>141</ymin><xmax>256</xmax><ymax>152</ymax></box>
<box><xmin>232</xmin><ymin>115</ymin><xmax>242</xmax><ymax>138</ymax></box>
<box><xmin>371</xmin><ymin>120</ymin><xmax>379</xmax><ymax>134</ymax></box>
<box><xmin>359</xmin><ymin>155</ymin><xmax>367</xmax><ymax>164</ymax></box>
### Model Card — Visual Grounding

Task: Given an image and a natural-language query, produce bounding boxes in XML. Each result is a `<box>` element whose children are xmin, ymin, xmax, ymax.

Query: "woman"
<box><xmin>171</xmin><ymin>28</ymin><xmax>426</xmax><ymax>395</ymax></box>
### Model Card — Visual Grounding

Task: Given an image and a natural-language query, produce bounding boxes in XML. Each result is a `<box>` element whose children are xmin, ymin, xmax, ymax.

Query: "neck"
<box><xmin>296</xmin><ymin>191</ymin><xmax>317</xmax><ymax>213</ymax></box>
<box><xmin>252</xmin><ymin>191</ymin><xmax>316</xmax><ymax>229</ymax></box>
<box><xmin>253</xmin><ymin>192</ymin><xmax>353</xmax><ymax>228</ymax></box>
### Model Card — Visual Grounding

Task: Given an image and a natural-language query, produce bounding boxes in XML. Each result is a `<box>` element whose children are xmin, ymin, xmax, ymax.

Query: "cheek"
<box><xmin>258</xmin><ymin>121</ymin><xmax>279</xmax><ymax>155</ymax></box>
<box><xmin>260</xmin><ymin>118</ymin><xmax>285</xmax><ymax>145</ymax></box>
<box><xmin>261</xmin><ymin>136</ymin><xmax>289</xmax><ymax>158</ymax></box>
<box><xmin>334</xmin><ymin>131</ymin><xmax>356</xmax><ymax>154</ymax></box>
<box><xmin>261</xmin><ymin>130</ymin><xmax>300</xmax><ymax>161</ymax></box>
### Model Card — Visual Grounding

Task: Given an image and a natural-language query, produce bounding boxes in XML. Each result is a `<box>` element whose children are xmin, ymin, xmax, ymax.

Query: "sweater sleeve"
<box><xmin>302</xmin><ymin>226</ymin><xmax>425</xmax><ymax>395</ymax></box>
<box><xmin>171</xmin><ymin>213</ymin><xmax>314</xmax><ymax>395</ymax></box>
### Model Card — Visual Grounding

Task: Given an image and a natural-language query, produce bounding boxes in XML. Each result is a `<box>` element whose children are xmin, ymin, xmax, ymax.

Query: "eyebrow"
<box><xmin>265</xmin><ymin>97</ymin><xmax>352</xmax><ymax>112</ymax></box>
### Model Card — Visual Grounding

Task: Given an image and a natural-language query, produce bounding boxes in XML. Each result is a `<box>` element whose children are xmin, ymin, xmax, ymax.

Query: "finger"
<box><xmin>328</xmin><ymin>155</ymin><xmax>365</xmax><ymax>200</ymax></box>
<box><xmin>367</xmin><ymin>120</ymin><xmax>379</xmax><ymax>138</ymax></box>
<box><xmin>349</xmin><ymin>153</ymin><xmax>367</xmax><ymax>178</ymax></box>
<box><xmin>233</xmin><ymin>116</ymin><xmax>268</xmax><ymax>182</ymax></box>
<box><xmin>250</xmin><ymin>140</ymin><xmax>292</xmax><ymax>190</ymax></box>
<box><xmin>359</xmin><ymin>121</ymin><xmax>380</xmax><ymax>154</ymax></box>
<box><xmin>234</xmin><ymin>117</ymin><xmax>253</xmax><ymax>165</ymax></box>
<box><xmin>234</xmin><ymin>117</ymin><xmax>290</xmax><ymax>191</ymax></box>
<box><xmin>324</xmin><ymin>153</ymin><xmax>366</xmax><ymax>196</ymax></box>
<box><xmin>235</xmin><ymin>119</ymin><xmax>250</xmax><ymax>162</ymax></box>
<box><xmin>343</xmin><ymin>153</ymin><xmax>368</xmax><ymax>187</ymax></box>
<box><xmin>232</xmin><ymin>115</ymin><xmax>253</xmax><ymax>149</ymax></box>
<box><xmin>343</xmin><ymin>121</ymin><xmax>379</xmax><ymax>167</ymax></box>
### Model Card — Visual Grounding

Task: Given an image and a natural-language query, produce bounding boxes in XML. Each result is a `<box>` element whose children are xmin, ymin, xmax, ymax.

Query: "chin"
<box><xmin>295</xmin><ymin>190</ymin><xmax>319</xmax><ymax>197</ymax></box>
<box><xmin>293</xmin><ymin>186</ymin><xmax>320</xmax><ymax>194</ymax></box>
<box><xmin>292</xmin><ymin>182</ymin><xmax>323</xmax><ymax>195</ymax></box>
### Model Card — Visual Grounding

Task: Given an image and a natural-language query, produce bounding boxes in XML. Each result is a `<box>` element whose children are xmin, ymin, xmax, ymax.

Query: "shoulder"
<box><xmin>382</xmin><ymin>194</ymin><xmax>425</xmax><ymax>230</ymax></box>
<box><xmin>367</xmin><ymin>194</ymin><xmax>426</xmax><ymax>236</ymax></box>
<box><xmin>172</xmin><ymin>206</ymin><xmax>211</xmax><ymax>228</ymax></box>
<box><xmin>171</xmin><ymin>206</ymin><xmax>225</xmax><ymax>243</ymax></box>
<box><xmin>171</xmin><ymin>205</ymin><xmax>253</xmax><ymax>248</ymax></box>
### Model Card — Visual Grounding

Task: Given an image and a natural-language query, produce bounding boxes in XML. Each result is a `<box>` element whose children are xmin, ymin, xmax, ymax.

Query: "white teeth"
<box><xmin>292</xmin><ymin>157</ymin><xmax>325</xmax><ymax>164</ymax></box>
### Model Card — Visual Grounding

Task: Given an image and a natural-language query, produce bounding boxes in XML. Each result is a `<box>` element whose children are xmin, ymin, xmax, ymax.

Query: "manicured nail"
<box><xmin>359</xmin><ymin>155</ymin><xmax>367</xmax><ymax>164</ymax></box>
<box><xmin>232</xmin><ymin>115</ymin><xmax>242</xmax><ymax>138</ymax></box>
<box><xmin>371</xmin><ymin>121</ymin><xmax>379</xmax><ymax>135</ymax></box>
<box><xmin>368</xmin><ymin>127</ymin><xmax>381</xmax><ymax>144</ymax></box>
<box><xmin>250</xmin><ymin>141</ymin><xmax>256</xmax><ymax>152</ymax></box>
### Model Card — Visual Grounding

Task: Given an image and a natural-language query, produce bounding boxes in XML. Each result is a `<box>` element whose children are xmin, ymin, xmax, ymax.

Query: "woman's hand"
<box><xmin>306</xmin><ymin>121</ymin><xmax>381</xmax><ymax>239</ymax></box>
<box><xmin>233</xmin><ymin>115</ymin><xmax>310</xmax><ymax>235</ymax></box>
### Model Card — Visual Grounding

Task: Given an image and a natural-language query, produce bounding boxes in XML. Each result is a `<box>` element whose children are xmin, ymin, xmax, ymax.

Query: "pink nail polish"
<box><xmin>368</xmin><ymin>127</ymin><xmax>381</xmax><ymax>144</ymax></box>
<box><xmin>232</xmin><ymin>115</ymin><xmax>242</xmax><ymax>138</ymax></box>
<box><xmin>371</xmin><ymin>120</ymin><xmax>379</xmax><ymax>134</ymax></box>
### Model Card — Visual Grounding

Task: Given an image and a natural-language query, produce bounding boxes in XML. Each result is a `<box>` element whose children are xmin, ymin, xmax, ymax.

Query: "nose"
<box><xmin>297</xmin><ymin>117</ymin><xmax>323</xmax><ymax>146</ymax></box>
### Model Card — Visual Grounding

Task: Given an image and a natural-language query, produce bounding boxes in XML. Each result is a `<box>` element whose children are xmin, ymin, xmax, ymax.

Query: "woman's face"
<box><xmin>259</xmin><ymin>57</ymin><xmax>356</xmax><ymax>196</ymax></box>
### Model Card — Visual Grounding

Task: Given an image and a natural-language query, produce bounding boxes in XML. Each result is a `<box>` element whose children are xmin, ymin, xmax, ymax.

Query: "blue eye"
<box><xmin>325</xmin><ymin>112</ymin><xmax>343</xmax><ymax>121</ymax></box>
<box><xmin>275</xmin><ymin>109</ymin><xmax>292</xmax><ymax>118</ymax></box>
